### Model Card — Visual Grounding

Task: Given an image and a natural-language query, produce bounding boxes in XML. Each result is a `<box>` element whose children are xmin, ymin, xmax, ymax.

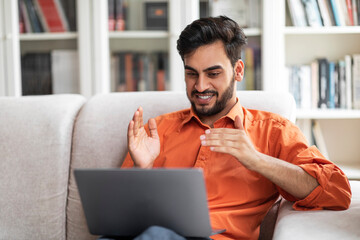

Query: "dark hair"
<box><xmin>177</xmin><ymin>16</ymin><xmax>247</xmax><ymax>66</ymax></box>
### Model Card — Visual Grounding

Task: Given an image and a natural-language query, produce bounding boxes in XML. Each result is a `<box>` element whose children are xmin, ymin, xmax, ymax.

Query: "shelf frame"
<box><xmin>284</xmin><ymin>26</ymin><xmax>360</xmax><ymax>35</ymax></box>
<box><xmin>296</xmin><ymin>109</ymin><xmax>360</xmax><ymax>119</ymax></box>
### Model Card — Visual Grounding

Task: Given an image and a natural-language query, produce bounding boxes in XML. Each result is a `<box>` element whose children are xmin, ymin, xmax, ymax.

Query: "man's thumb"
<box><xmin>234</xmin><ymin>115</ymin><xmax>244</xmax><ymax>130</ymax></box>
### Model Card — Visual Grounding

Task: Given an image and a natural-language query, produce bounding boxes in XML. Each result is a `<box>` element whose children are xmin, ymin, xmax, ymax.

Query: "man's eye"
<box><xmin>208</xmin><ymin>72</ymin><xmax>220</xmax><ymax>77</ymax></box>
<box><xmin>186</xmin><ymin>72</ymin><xmax>198</xmax><ymax>77</ymax></box>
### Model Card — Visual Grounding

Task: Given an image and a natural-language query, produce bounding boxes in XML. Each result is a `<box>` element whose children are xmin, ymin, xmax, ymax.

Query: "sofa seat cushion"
<box><xmin>273</xmin><ymin>180</ymin><xmax>360</xmax><ymax>240</ymax></box>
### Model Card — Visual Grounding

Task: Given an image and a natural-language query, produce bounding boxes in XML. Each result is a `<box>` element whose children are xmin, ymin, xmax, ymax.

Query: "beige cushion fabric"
<box><xmin>67</xmin><ymin>91</ymin><xmax>296</xmax><ymax>239</ymax></box>
<box><xmin>0</xmin><ymin>95</ymin><xmax>85</xmax><ymax>240</ymax></box>
<box><xmin>273</xmin><ymin>180</ymin><xmax>360</xmax><ymax>240</ymax></box>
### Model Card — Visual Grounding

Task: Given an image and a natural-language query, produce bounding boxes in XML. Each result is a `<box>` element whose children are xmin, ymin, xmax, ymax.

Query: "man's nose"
<box><xmin>195</xmin><ymin>74</ymin><xmax>209</xmax><ymax>92</ymax></box>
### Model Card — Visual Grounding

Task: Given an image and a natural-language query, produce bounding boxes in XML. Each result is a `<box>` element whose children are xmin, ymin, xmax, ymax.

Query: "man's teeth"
<box><xmin>198</xmin><ymin>95</ymin><xmax>211</xmax><ymax>99</ymax></box>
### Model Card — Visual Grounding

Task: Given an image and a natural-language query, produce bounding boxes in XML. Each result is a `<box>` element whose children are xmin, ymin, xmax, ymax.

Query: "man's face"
<box><xmin>184</xmin><ymin>41</ymin><xmax>243</xmax><ymax>120</ymax></box>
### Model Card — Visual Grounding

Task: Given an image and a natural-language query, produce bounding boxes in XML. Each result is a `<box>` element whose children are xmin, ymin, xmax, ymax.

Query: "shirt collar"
<box><xmin>179</xmin><ymin>98</ymin><xmax>244</xmax><ymax>130</ymax></box>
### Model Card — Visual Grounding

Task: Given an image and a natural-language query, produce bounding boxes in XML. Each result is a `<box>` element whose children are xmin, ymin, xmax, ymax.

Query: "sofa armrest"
<box><xmin>273</xmin><ymin>180</ymin><xmax>360</xmax><ymax>240</ymax></box>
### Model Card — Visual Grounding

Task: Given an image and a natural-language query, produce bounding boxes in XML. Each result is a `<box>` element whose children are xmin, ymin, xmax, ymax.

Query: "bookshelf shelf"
<box><xmin>19</xmin><ymin>32</ymin><xmax>78</xmax><ymax>41</ymax></box>
<box><xmin>243</xmin><ymin>28</ymin><xmax>262</xmax><ymax>36</ymax></box>
<box><xmin>109</xmin><ymin>31</ymin><xmax>169</xmax><ymax>39</ymax></box>
<box><xmin>284</xmin><ymin>26</ymin><xmax>360</xmax><ymax>35</ymax></box>
<box><xmin>296</xmin><ymin>109</ymin><xmax>360</xmax><ymax>119</ymax></box>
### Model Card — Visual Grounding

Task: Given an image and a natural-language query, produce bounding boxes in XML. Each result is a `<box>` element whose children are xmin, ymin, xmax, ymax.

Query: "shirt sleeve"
<box><xmin>272</xmin><ymin>119</ymin><xmax>352</xmax><ymax>211</ymax></box>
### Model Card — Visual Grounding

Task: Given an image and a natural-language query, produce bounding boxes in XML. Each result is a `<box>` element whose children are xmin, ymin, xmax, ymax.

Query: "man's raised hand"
<box><xmin>127</xmin><ymin>107</ymin><xmax>160</xmax><ymax>168</ymax></box>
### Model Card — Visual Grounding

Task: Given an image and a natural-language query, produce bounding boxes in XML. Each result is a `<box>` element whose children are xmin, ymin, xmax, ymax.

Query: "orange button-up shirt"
<box><xmin>122</xmin><ymin>100</ymin><xmax>351</xmax><ymax>240</ymax></box>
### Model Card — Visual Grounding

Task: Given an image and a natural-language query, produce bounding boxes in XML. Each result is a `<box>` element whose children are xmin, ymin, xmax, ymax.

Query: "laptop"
<box><xmin>74</xmin><ymin>168</ymin><xmax>225</xmax><ymax>238</ymax></box>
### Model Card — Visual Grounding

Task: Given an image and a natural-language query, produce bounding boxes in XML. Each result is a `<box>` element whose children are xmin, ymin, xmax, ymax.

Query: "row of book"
<box><xmin>111</xmin><ymin>52</ymin><xmax>169</xmax><ymax>92</ymax></box>
<box><xmin>287</xmin><ymin>54</ymin><xmax>360</xmax><ymax>109</ymax></box>
<box><xmin>237</xmin><ymin>44</ymin><xmax>262</xmax><ymax>90</ymax></box>
<box><xmin>107</xmin><ymin>0</ymin><xmax>262</xmax><ymax>32</ymax></box>
<box><xmin>108</xmin><ymin>0</ymin><xmax>168</xmax><ymax>31</ymax></box>
<box><xmin>287</xmin><ymin>0</ymin><xmax>360</xmax><ymax>27</ymax></box>
<box><xmin>108</xmin><ymin>0</ymin><xmax>127</xmax><ymax>31</ymax></box>
<box><xmin>211</xmin><ymin>0</ymin><xmax>262</xmax><ymax>28</ymax></box>
<box><xmin>18</xmin><ymin>0</ymin><xmax>76</xmax><ymax>33</ymax></box>
<box><xmin>21</xmin><ymin>50</ymin><xmax>79</xmax><ymax>95</ymax></box>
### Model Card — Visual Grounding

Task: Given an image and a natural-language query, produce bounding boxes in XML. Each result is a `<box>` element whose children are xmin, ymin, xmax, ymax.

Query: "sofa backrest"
<box><xmin>0</xmin><ymin>94</ymin><xmax>85</xmax><ymax>240</ymax></box>
<box><xmin>67</xmin><ymin>90</ymin><xmax>296</xmax><ymax>239</ymax></box>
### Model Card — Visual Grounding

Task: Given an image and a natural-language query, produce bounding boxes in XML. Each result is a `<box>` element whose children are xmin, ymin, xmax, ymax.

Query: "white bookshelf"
<box><xmin>281</xmin><ymin>0</ymin><xmax>360</xmax><ymax>179</ymax></box>
<box><xmin>2</xmin><ymin>0</ymin><xmax>358</xmax><ymax>178</ymax></box>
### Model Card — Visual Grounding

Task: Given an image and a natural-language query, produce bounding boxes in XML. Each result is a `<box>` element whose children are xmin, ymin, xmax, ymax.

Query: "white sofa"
<box><xmin>0</xmin><ymin>91</ymin><xmax>359</xmax><ymax>240</ymax></box>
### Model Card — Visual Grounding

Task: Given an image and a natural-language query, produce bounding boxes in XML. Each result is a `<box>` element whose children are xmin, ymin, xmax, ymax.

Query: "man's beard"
<box><xmin>188</xmin><ymin>77</ymin><xmax>235</xmax><ymax>118</ymax></box>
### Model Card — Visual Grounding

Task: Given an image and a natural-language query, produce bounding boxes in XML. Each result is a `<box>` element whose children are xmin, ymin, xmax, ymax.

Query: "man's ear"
<box><xmin>234</xmin><ymin>59</ymin><xmax>244</xmax><ymax>82</ymax></box>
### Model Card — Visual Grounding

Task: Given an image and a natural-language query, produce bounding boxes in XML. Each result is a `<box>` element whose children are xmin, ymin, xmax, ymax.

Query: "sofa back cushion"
<box><xmin>0</xmin><ymin>95</ymin><xmax>85</xmax><ymax>239</ymax></box>
<box><xmin>67</xmin><ymin>91</ymin><xmax>296</xmax><ymax>239</ymax></box>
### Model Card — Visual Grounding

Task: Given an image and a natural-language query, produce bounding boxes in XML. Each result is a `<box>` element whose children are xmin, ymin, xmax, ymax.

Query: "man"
<box><xmin>122</xmin><ymin>16</ymin><xmax>351</xmax><ymax>239</ymax></box>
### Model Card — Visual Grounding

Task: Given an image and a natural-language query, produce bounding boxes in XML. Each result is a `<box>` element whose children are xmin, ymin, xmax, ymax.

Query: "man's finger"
<box><xmin>133</xmin><ymin>110</ymin><xmax>140</xmax><ymax>136</ymax></box>
<box><xmin>139</xmin><ymin>106</ymin><xmax>144</xmax><ymax>128</ymax></box>
<box><xmin>148</xmin><ymin>118</ymin><xmax>159</xmax><ymax>139</ymax></box>
<box><xmin>127</xmin><ymin>120</ymin><xmax>135</xmax><ymax>143</ymax></box>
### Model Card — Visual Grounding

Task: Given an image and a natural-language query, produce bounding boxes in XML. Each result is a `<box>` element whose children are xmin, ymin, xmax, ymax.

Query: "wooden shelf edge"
<box><xmin>109</xmin><ymin>31</ymin><xmax>169</xmax><ymax>39</ymax></box>
<box><xmin>20</xmin><ymin>32</ymin><xmax>78</xmax><ymax>41</ymax></box>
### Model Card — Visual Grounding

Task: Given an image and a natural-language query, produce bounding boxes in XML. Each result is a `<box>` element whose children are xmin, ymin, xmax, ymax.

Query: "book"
<box><xmin>156</xmin><ymin>52</ymin><xmax>166</xmax><ymax>91</ymax></box>
<box><xmin>353</xmin><ymin>54</ymin><xmax>360</xmax><ymax>109</ymax></box>
<box><xmin>211</xmin><ymin>0</ymin><xmax>249</xmax><ymax>27</ymax></box>
<box><xmin>288</xmin><ymin>66</ymin><xmax>301</xmax><ymax>107</ymax></box>
<box><xmin>329</xmin><ymin>0</ymin><xmax>343</xmax><ymax>26</ymax></box>
<box><xmin>21</xmin><ymin>53</ymin><xmax>52</xmax><ymax>95</ymax></box>
<box><xmin>124</xmin><ymin>53</ymin><xmax>135</xmax><ymax>91</ymax></box>
<box><xmin>34</xmin><ymin>0</ymin><xmax>69</xmax><ymax>32</ymax></box>
<box><xmin>299</xmin><ymin>65</ymin><xmax>312</xmax><ymax>109</ymax></box>
<box><xmin>312</xmin><ymin>120</ymin><xmax>329</xmax><ymax>159</ymax></box>
<box><xmin>353</xmin><ymin>0</ymin><xmax>359</xmax><ymax>25</ymax></box>
<box><xmin>244</xmin><ymin>47</ymin><xmax>255</xmax><ymax>90</ymax></box>
<box><xmin>19</xmin><ymin>0</ymin><xmax>33</xmax><ymax>33</ymax></box>
<box><xmin>357</xmin><ymin>0</ymin><xmax>360</xmax><ymax>25</ymax></box>
<box><xmin>60</xmin><ymin>0</ymin><xmax>77</xmax><ymax>31</ymax></box>
<box><xmin>248</xmin><ymin>0</ymin><xmax>261</xmax><ymax>28</ymax></box>
<box><xmin>115</xmin><ymin>0</ymin><xmax>126</xmax><ymax>31</ymax></box>
<box><xmin>318</xmin><ymin>58</ymin><xmax>329</xmax><ymax>109</ymax></box>
<box><xmin>345</xmin><ymin>0</ymin><xmax>355</xmax><ymax>25</ymax></box>
<box><xmin>311</xmin><ymin>60</ymin><xmax>319</xmax><ymax>108</ymax></box>
<box><xmin>317</xmin><ymin>0</ymin><xmax>335</xmax><ymax>26</ymax></box>
<box><xmin>18</xmin><ymin>0</ymin><xmax>26</xmax><ymax>33</ymax></box>
<box><xmin>345</xmin><ymin>55</ymin><xmax>353</xmax><ymax>109</ymax></box>
<box><xmin>108</xmin><ymin>0</ymin><xmax>116</xmax><ymax>31</ymax></box>
<box><xmin>334</xmin><ymin>62</ymin><xmax>340</xmax><ymax>108</ymax></box>
<box><xmin>328</xmin><ymin>61</ymin><xmax>336</xmax><ymax>108</ymax></box>
<box><xmin>287</xmin><ymin>0</ymin><xmax>308</xmax><ymax>26</ymax></box>
<box><xmin>302</xmin><ymin>0</ymin><xmax>323</xmax><ymax>26</ymax></box>
<box><xmin>335</xmin><ymin>0</ymin><xmax>348</xmax><ymax>25</ymax></box>
<box><xmin>51</xmin><ymin>50</ymin><xmax>79</xmax><ymax>94</ymax></box>
<box><xmin>338</xmin><ymin>60</ymin><xmax>347</xmax><ymax>109</ymax></box>
<box><xmin>339</xmin><ymin>0</ymin><xmax>352</xmax><ymax>25</ymax></box>
<box><xmin>24</xmin><ymin>0</ymin><xmax>44</xmax><ymax>33</ymax></box>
